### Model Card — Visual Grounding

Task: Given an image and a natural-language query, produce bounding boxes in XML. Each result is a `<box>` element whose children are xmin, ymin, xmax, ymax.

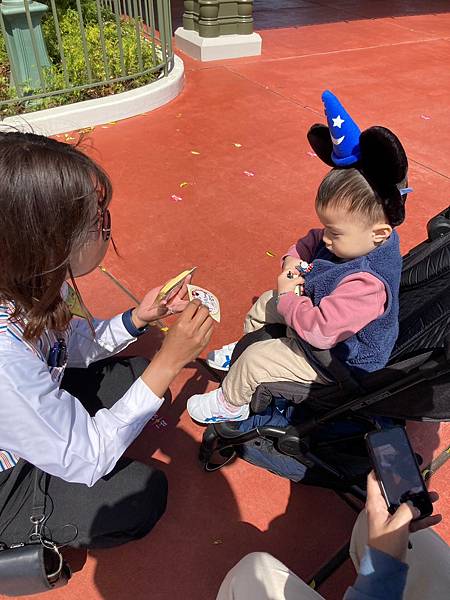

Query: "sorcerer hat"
<box><xmin>307</xmin><ymin>90</ymin><xmax>410</xmax><ymax>226</ymax></box>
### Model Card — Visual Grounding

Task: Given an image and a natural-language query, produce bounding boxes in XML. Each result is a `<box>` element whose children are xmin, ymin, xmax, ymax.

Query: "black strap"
<box><xmin>30</xmin><ymin>469</ymin><xmax>47</xmax><ymax>539</ymax></box>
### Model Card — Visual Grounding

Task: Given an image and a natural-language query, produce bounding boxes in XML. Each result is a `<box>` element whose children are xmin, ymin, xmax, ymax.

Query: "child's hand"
<box><xmin>132</xmin><ymin>275</ymin><xmax>192</xmax><ymax>327</ymax></box>
<box><xmin>277</xmin><ymin>270</ymin><xmax>304</xmax><ymax>295</ymax></box>
<box><xmin>282</xmin><ymin>255</ymin><xmax>301</xmax><ymax>273</ymax></box>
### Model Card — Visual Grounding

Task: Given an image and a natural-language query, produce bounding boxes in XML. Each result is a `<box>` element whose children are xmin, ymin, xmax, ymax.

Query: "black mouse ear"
<box><xmin>359</xmin><ymin>127</ymin><xmax>408</xmax><ymax>227</ymax></box>
<box><xmin>359</xmin><ymin>126</ymin><xmax>408</xmax><ymax>185</ymax></box>
<box><xmin>307</xmin><ymin>124</ymin><xmax>335</xmax><ymax>167</ymax></box>
<box><xmin>382</xmin><ymin>187</ymin><xmax>406</xmax><ymax>227</ymax></box>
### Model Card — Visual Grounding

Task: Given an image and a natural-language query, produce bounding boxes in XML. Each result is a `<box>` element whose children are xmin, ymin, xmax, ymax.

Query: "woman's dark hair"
<box><xmin>0</xmin><ymin>131</ymin><xmax>112</xmax><ymax>341</ymax></box>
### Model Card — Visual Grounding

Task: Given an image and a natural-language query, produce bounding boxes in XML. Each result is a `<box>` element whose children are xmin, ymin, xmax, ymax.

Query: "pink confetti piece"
<box><xmin>150</xmin><ymin>415</ymin><xmax>168</xmax><ymax>430</ymax></box>
<box><xmin>243</xmin><ymin>170</ymin><xmax>255</xmax><ymax>177</ymax></box>
<box><xmin>155</xmin><ymin>418</ymin><xmax>168</xmax><ymax>430</ymax></box>
<box><xmin>307</xmin><ymin>151</ymin><xmax>317</xmax><ymax>157</ymax></box>
<box><xmin>171</xmin><ymin>194</ymin><xmax>182</xmax><ymax>202</ymax></box>
<box><xmin>420</xmin><ymin>114</ymin><xmax>431</xmax><ymax>120</ymax></box>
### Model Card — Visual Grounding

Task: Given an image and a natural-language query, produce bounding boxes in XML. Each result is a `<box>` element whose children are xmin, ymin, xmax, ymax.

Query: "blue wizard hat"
<box><xmin>321</xmin><ymin>90</ymin><xmax>361</xmax><ymax>166</ymax></box>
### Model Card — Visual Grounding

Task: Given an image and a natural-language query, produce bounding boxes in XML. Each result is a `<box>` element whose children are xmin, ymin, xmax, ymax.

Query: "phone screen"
<box><xmin>366</xmin><ymin>427</ymin><xmax>432</xmax><ymax>517</ymax></box>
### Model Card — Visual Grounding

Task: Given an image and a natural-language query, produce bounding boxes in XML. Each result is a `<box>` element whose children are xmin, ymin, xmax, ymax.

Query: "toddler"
<box><xmin>188</xmin><ymin>167</ymin><xmax>404</xmax><ymax>422</ymax></box>
<box><xmin>188</xmin><ymin>90</ymin><xmax>410</xmax><ymax>423</ymax></box>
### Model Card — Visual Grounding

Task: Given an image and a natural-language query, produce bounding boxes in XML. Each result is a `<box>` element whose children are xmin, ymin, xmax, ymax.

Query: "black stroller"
<box><xmin>199</xmin><ymin>206</ymin><xmax>450</xmax><ymax>502</ymax></box>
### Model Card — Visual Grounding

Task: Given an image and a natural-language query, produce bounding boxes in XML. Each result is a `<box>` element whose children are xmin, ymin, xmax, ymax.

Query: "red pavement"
<box><xmin>32</xmin><ymin>3</ymin><xmax>450</xmax><ymax>599</ymax></box>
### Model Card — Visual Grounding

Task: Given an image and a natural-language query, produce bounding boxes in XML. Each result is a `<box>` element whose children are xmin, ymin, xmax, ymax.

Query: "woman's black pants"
<box><xmin>0</xmin><ymin>357</ymin><xmax>168</xmax><ymax>549</ymax></box>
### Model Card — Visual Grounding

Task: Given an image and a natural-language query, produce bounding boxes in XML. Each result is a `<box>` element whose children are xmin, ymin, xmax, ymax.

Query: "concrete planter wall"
<box><xmin>1</xmin><ymin>55</ymin><xmax>185</xmax><ymax>136</ymax></box>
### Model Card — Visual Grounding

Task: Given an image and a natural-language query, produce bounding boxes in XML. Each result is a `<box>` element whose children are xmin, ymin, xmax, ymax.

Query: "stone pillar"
<box><xmin>0</xmin><ymin>0</ymin><xmax>51</xmax><ymax>91</ymax></box>
<box><xmin>175</xmin><ymin>0</ymin><xmax>262</xmax><ymax>61</ymax></box>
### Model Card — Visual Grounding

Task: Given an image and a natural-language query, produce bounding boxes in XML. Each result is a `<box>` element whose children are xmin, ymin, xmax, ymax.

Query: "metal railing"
<box><xmin>0</xmin><ymin>0</ymin><xmax>173</xmax><ymax>112</ymax></box>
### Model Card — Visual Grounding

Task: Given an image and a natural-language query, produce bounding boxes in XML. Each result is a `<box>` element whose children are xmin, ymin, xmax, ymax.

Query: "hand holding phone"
<box><xmin>365</xmin><ymin>471</ymin><xmax>442</xmax><ymax>562</ymax></box>
<box><xmin>365</xmin><ymin>427</ymin><xmax>433</xmax><ymax>519</ymax></box>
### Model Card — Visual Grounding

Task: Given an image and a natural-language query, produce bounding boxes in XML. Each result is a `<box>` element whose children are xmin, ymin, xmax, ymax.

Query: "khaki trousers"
<box><xmin>216</xmin><ymin>510</ymin><xmax>450</xmax><ymax>600</ymax></box>
<box><xmin>222</xmin><ymin>290</ymin><xmax>326</xmax><ymax>407</ymax></box>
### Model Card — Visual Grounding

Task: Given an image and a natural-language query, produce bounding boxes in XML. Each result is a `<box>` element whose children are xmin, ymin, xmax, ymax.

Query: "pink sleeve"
<box><xmin>282</xmin><ymin>229</ymin><xmax>324</xmax><ymax>266</ymax></box>
<box><xmin>276</xmin><ymin>273</ymin><xmax>387</xmax><ymax>349</ymax></box>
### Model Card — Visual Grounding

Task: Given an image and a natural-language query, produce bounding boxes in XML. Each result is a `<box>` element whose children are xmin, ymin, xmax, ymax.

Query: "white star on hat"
<box><xmin>332</xmin><ymin>115</ymin><xmax>345</xmax><ymax>128</ymax></box>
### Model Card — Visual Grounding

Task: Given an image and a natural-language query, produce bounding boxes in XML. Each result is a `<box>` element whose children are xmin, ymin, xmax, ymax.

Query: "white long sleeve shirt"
<box><xmin>0</xmin><ymin>313</ymin><xmax>163</xmax><ymax>486</ymax></box>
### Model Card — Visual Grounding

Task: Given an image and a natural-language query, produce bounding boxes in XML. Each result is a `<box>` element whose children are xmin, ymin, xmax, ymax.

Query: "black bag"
<box><xmin>0</xmin><ymin>470</ymin><xmax>71</xmax><ymax>596</ymax></box>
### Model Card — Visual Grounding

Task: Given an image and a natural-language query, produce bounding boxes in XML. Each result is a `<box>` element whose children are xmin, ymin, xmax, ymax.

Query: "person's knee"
<box><xmin>235</xmin><ymin>552</ymin><xmax>280</xmax><ymax>575</ymax></box>
<box><xmin>142</xmin><ymin>468</ymin><xmax>168</xmax><ymax>529</ymax></box>
<box><xmin>127</xmin><ymin>466</ymin><xmax>168</xmax><ymax>540</ymax></box>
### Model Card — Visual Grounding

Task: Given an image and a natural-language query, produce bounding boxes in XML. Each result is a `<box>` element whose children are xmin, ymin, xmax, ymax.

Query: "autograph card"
<box><xmin>187</xmin><ymin>284</ymin><xmax>221</xmax><ymax>322</ymax></box>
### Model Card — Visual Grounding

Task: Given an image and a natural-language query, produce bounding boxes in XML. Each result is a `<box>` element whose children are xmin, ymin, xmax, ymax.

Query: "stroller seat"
<box><xmin>199</xmin><ymin>206</ymin><xmax>450</xmax><ymax>493</ymax></box>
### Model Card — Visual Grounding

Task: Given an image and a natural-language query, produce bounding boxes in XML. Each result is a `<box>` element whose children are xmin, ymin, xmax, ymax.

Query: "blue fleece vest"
<box><xmin>303</xmin><ymin>230</ymin><xmax>401</xmax><ymax>374</ymax></box>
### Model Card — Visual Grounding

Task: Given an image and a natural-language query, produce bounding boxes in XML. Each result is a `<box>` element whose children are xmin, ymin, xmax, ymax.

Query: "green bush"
<box><xmin>0</xmin><ymin>1</ymin><xmax>162</xmax><ymax>117</ymax></box>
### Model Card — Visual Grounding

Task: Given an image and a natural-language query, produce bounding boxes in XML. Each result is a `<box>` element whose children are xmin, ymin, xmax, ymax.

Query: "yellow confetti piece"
<box><xmin>108</xmin><ymin>121</ymin><xmax>117</xmax><ymax>125</ymax></box>
<box><xmin>64</xmin><ymin>135</ymin><xmax>76</xmax><ymax>141</ymax></box>
<box><xmin>78</xmin><ymin>126</ymin><xmax>95</xmax><ymax>134</ymax></box>
<box><xmin>266</xmin><ymin>250</ymin><xmax>276</xmax><ymax>257</ymax></box>
<box><xmin>179</xmin><ymin>181</ymin><xmax>189</xmax><ymax>188</ymax></box>
<box><xmin>160</xmin><ymin>326</ymin><xmax>169</xmax><ymax>333</ymax></box>
<box><xmin>191</xmin><ymin>150</ymin><xmax>200</xmax><ymax>155</ymax></box>
<box><xmin>233</xmin><ymin>143</ymin><xmax>242</xmax><ymax>148</ymax></box>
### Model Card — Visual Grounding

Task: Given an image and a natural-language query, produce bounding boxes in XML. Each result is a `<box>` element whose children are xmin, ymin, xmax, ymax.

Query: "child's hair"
<box><xmin>316</xmin><ymin>168</ymin><xmax>388</xmax><ymax>225</ymax></box>
<box><xmin>0</xmin><ymin>131</ymin><xmax>112</xmax><ymax>341</ymax></box>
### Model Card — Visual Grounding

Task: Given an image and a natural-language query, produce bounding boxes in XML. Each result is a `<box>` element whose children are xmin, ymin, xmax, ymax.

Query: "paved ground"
<box><xmin>27</xmin><ymin>2</ymin><xmax>450</xmax><ymax>599</ymax></box>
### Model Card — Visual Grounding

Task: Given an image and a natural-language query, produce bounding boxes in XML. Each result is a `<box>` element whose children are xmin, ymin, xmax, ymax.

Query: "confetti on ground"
<box><xmin>213</xmin><ymin>539</ymin><xmax>223</xmax><ymax>545</ymax></box>
<box><xmin>243</xmin><ymin>170</ymin><xmax>255</xmax><ymax>177</ymax></box>
<box><xmin>191</xmin><ymin>150</ymin><xmax>200</xmax><ymax>155</ymax></box>
<box><xmin>233</xmin><ymin>143</ymin><xmax>242</xmax><ymax>148</ymax></box>
<box><xmin>179</xmin><ymin>181</ymin><xmax>189</xmax><ymax>188</ymax></box>
<box><xmin>307</xmin><ymin>151</ymin><xmax>317</xmax><ymax>157</ymax></box>
<box><xmin>420</xmin><ymin>114</ymin><xmax>431</xmax><ymax>120</ymax></box>
<box><xmin>171</xmin><ymin>194</ymin><xmax>183</xmax><ymax>202</ymax></box>
<box><xmin>176</xmin><ymin>113</ymin><xmax>182</xmax><ymax>118</ymax></box>
<box><xmin>108</xmin><ymin>121</ymin><xmax>117</xmax><ymax>125</ymax></box>
<box><xmin>64</xmin><ymin>135</ymin><xmax>76</xmax><ymax>141</ymax></box>
<box><xmin>101</xmin><ymin>125</ymin><xmax>109</xmax><ymax>129</ymax></box>
<box><xmin>77</xmin><ymin>126</ymin><xmax>95</xmax><ymax>134</ymax></box>
<box><xmin>160</xmin><ymin>326</ymin><xmax>169</xmax><ymax>333</ymax></box>
<box><xmin>266</xmin><ymin>250</ymin><xmax>276</xmax><ymax>257</ymax></box>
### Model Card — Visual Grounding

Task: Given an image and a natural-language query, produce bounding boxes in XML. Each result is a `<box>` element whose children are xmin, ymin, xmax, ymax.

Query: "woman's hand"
<box><xmin>140</xmin><ymin>300</ymin><xmax>215</xmax><ymax>397</ymax></box>
<box><xmin>132</xmin><ymin>276</ymin><xmax>192</xmax><ymax>327</ymax></box>
<box><xmin>366</xmin><ymin>471</ymin><xmax>442</xmax><ymax>562</ymax></box>
<box><xmin>277</xmin><ymin>270</ymin><xmax>304</xmax><ymax>295</ymax></box>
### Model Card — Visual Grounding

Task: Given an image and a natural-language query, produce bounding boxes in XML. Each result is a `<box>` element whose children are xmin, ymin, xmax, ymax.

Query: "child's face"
<box><xmin>317</xmin><ymin>205</ymin><xmax>390</xmax><ymax>260</ymax></box>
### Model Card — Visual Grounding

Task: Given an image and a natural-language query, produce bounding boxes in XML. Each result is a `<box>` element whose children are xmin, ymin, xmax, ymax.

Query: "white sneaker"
<box><xmin>187</xmin><ymin>387</ymin><xmax>249</xmax><ymax>424</ymax></box>
<box><xmin>206</xmin><ymin>342</ymin><xmax>238</xmax><ymax>371</ymax></box>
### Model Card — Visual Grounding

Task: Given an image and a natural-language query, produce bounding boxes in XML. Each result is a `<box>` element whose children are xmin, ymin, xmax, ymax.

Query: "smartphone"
<box><xmin>365</xmin><ymin>427</ymin><xmax>433</xmax><ymax>518</ymax></box>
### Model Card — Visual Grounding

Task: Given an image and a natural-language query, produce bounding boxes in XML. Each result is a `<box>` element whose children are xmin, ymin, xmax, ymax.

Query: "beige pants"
<box><xmin>217</xmin><ymin>511</ymin><xmax>450</xmax><ymax>600</ymax></box>
<box><xmin>223</xmin><ymin>290</ymin><xmax>326</xmax><ymax>407</ymax></box>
